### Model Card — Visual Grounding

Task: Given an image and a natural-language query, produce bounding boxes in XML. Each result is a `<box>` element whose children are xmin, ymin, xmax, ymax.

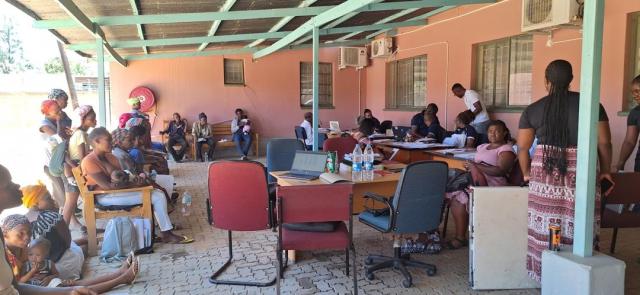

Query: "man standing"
<box><xmin>451</xmin><ymin>83</ymin><xmax>490</xmax><ymax>134</ymax></box>
<box><xmin>231</xmin><ymin>108</ymin><xmax>252</xmax><ymax>160</ymax></box>
<box><xmin>160</xmin><ymin>113</ymin><xmax>188</xmax><ymax>162</ymax></box>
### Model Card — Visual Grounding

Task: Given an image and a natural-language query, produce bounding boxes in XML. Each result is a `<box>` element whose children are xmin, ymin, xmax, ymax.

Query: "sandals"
<box><xmin>156</xmin><ymin>235</ymin><xmax>194</xmax><ymax>244</ymax></box>
<box><xmin>129</xmin><ymin>257</ymin><xmax>140</xmax><ymax>285</ymax></box>
<box><xmin>445</xmin><ymin>238</ymin><xmax>468</xmax><ymax>250</ymax></box>
<box><xmin>125</xmin><ymin>251</ymin><xmax>135</xmax><ymax>267</ymax></box>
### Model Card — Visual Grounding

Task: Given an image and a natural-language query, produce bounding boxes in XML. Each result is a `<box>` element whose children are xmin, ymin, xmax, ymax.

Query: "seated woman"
<box><xmin>352</xmin><ymin>118</ymin><xmax>376</xmax><ymax>146</ymax></box>
<box><xmin>1</xmin><ymin>214</ymin><xmax>139</xmax><ymax>292</ymax></box>
<box><xmin>128</xmin><ymin>125</ymin><xmax>169</xmax><ymax>175</ymax></box>
<box><xmin>445</xmin><ymin>120</ymin><xmax>515</xmax><ymax>249</ymax></box>
<box><xmin>446</xmin><ymin>111</ymin><xmax>479</xmax><ymax>148</ymax></box>
<box><xmin>81</xmin><ymin>127</ymin><xmax>192</xmax><ymax>244</ymax></box>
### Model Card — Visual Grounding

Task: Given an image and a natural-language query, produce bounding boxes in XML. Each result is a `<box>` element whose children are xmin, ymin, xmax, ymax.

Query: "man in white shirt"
<box><xmin>300</xmin><ymin>112</ymin><xmax>314</xmax><ymax>150</ymax></box>
<box><xmin>452</xmin><ymin>83</ymin><xmax>490</xmax><ymax>134</ymax></box>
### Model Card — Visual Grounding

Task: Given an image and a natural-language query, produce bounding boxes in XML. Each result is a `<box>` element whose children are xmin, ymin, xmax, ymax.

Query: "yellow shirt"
<box><xmin>69</xmin><ymin>129</ymin><xmax>89</xmax><ymax>161</ymax></box>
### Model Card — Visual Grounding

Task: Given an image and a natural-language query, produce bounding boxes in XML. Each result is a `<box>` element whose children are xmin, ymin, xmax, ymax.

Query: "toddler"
<box><xmin>110</xmin><ymin>170</ymin><xmax>129</xmax><ymax>186</ymax></box>
<box><xmin>21</xmin><ymin>238</ymin><xmax>62</xmax><ymax>287</ymax></box>
<box><xmin>241</xmin><ymin>116</ymin><xmax>251</xmax><ymax>135</ymax></box>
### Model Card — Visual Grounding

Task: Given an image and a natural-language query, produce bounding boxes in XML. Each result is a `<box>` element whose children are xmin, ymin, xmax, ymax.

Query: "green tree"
<box><xmin>44</xmin><ymin>57</ymin><xmax>64</xmax><ymax>74</ymax></box>
<box><xmin>0</xmin><ymin>16</ymin><xmax>30</xmax><ymax>74</ymax></box>
<box><xmin>72</xmin><ymin>61</ymin><xmax>86</xmax><ymax>75</ymax></box>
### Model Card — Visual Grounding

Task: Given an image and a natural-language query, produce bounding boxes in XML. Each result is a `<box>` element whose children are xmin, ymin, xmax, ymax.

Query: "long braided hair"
<box><xmin>542</xmin><ymin>60</ymin><xmax>573</xmax><ymax>175</ymax></box>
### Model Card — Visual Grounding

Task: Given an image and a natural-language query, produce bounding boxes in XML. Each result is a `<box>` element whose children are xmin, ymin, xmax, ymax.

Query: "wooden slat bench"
<box><xmin>211</xmin><ymin>120</ymin><xmax>259</xmax><ymax>158</ymax></box>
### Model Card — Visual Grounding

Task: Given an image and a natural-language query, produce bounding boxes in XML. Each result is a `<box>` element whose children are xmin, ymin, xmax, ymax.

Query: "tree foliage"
<box><xmin>0</xmin><ymin>16</ymin><xmax>31</xmax><ymax>73</ymax></box>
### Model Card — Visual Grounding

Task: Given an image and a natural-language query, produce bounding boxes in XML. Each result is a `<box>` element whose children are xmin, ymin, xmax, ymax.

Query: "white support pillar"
<box><xmin>96</xmin><ymin>36</ymin><xmax>107</xmax><ymax>127</ymax></box>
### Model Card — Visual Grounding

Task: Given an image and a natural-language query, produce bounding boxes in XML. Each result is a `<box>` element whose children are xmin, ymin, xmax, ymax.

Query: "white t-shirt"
<box><xmin>463</xmin><ymin>89</ymin><xmax>489</xmax><ymax>124</ymax></box>
<box><xmin>300</xmin><ymin>120</ymin><xmax>313</xmax><ymax>146</ymax></box>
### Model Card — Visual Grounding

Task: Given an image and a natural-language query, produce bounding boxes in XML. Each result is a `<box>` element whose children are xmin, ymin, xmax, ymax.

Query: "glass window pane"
<box><xmin>509</xmin><ymin>35</ymin><xmax>533</xmax><ymax>106</ymax></box>
<box><xmin>480</xmin><ymin>44</ymin><xmax>496</xmax><ymax>107</ymax></box>
<box><xmin>494</xmin><ymin>41</ymin><xmax>510</xmax><ymax>107</ymax></box>
<box><xmin>224</xmin><ymin>59</ymin><xmax>244</xmax><ymax>85</ymax></box>
<box><xmin>300</xmin><ymin>62</ymin><xmax>332</xmax><ymax>107</ymax></box>
<box><xmin>413</xmin><ymin>56</ymin><xmax>427</xmax><ymax>107</ymax></box>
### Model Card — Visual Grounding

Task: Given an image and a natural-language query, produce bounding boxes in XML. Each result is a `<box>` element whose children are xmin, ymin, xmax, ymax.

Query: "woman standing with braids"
<box><xmin>517</xmin><ymin>60</ymin><xmax>614</xmax><ymax>282</ymax></box>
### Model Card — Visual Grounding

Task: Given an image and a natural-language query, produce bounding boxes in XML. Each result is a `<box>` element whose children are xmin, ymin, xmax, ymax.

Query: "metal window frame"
<box><xmin>300</xmin><ymin>62</ymin><xmax>333</xmax><ymax>108</ymax></box>
<box><xmin>223</xmin><ymin>58</ymin><xmax>245</xmax><ymax>86</ymax></box>
<box><xmin>385</xmin><ymin>55</ymin><xmax>428</xmax><ymax>110</ymax></box>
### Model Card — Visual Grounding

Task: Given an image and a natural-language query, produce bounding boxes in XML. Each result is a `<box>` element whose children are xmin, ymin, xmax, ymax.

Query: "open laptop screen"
<box><xmin>290</xmin><ymin>151</ymin><xmax>328</xmax><ymax>174</ymax></box>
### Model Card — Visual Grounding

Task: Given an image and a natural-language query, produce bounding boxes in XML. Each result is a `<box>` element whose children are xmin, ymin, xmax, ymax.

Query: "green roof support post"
<box><xmin>573</xmin><ymin>0</ymin><xmax>604</xmax><ymax>258</ymax></box>
<box><xmin>312</xmin><ymin>25</ymin><xmax>320</xmax><ymax>152</ymax></box>
<box><xmin>96</xmin><ymin>36</ymin><xmax>107</xmax><ymax>127</ymax></box>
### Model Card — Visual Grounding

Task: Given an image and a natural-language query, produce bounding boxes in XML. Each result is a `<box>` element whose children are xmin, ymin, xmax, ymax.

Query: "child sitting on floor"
<box><xmin>21</xmin><ymin>238</ymin><xmax>63</xmax><ymax>287</ymax></box>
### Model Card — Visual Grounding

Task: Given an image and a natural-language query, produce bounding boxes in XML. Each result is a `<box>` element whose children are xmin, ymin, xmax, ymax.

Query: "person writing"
<box><xmin>517</xmin><ymin>60</ymin><xmax>613</xmax><ymax>283</ymax></box>
<box><xmin>451</xmin><ymin>83</ymin><xmax>490</xmax><ymax>135</ymax></box>
<box><xmin>616</xmin><ymin>74</ymin><xmax>640</xmax><ymax>172</ymax></box>
<box><xmin>410</xmin><ymin>109</ymin><xmax>430</xmax><ymax>138</ymax></box>
<box><xmin>192</xmin><ymin>113</ymin><xmax>215</xmax><ymax>162</ymax></box>
<box><xmin>160</xmin><ymin>113</ymin><xmax>188</xmax><ymax>162</ymax></box>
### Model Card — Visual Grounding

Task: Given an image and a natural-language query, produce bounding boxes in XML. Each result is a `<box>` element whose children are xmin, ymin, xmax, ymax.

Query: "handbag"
<box><xmin>446</xmin><ymin>168</ymin><xmax>472</xmax><ymax>192</ymax></box>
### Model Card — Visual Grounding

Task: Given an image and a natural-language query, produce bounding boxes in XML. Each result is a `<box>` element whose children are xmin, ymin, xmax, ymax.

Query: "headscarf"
<box><xmin>41</xmin><ymin>100</ymin><xmax>59</xmax><ymax>115</ymax></box>
<box><xmin>127</xmin><ymin>96</ymin><xmax>141</xmax><ymax>106</ymax></box>
<box><xmin>48</xmin><ymin>88</ymin><xmax>68</xmax><ymax>100</ymax></box>
<box><xmin>20</xmin><ymin>182</ymin><xmax>48</xmax><ymax>209</ymax></box>
<box><xmin>111</xmin><ymin>128</ymin><xmax>130</xmax><ymax>148</ymax></box>
<box><xmin>125</xmin><ymin>117</ymin><xmax>144</xmax><ymax>130</ymax></box>
<box><xmin>73</xmin><ymin>105</ymin><xmax>94</xmax><ymax>128</ymax></box>
<box><xmin>118</xmin><ymin>113</ymin><xmax>133</xmax><ymax>129</ymax></box>
<box><xmin>0</xmin><ymin>214</ymin><xmax>29</xmax><ymax>233</ymax></box>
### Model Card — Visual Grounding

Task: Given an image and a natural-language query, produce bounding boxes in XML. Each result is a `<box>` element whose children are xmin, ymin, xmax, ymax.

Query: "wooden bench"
<box><xmin>161</xmin><ymin>119</ymin><xmax>194</xmax><ymax>160</ymax></box>
<box><xmin>211</xmin><ymin>120</ymin><xmax>259</xmax><ymax>158</ymax></box>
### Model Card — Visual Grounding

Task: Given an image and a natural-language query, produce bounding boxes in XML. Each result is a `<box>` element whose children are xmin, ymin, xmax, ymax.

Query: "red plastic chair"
<box><xmin>276</xmin><ymin>184</ymin><xmax>357</xmax><ymax>294</ymax></box>
<box><xmin>323</xmin><ymin>136</ymin><xmax>358</xmax><ymax>162</ymax></box>
<box><xmin>207</xmin><ymin>160</ymin><xmax>276</xmax><ymax>286</ymax></box>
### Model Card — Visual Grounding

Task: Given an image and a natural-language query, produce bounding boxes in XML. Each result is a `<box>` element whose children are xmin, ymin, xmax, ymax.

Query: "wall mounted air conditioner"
<box><xmin>339</xmin><ymin>47</ymin><xmax>367</xmax><ymax>69</ymax></box>
<box><xmin>371</xmin><ymin>37</ymin><xmax>393</xmax><ymax>58</ymax></box>
<box><xmin>521</xmin><ymin>0</ymin><xmax>582</xmax><ymax>32</ymax></box>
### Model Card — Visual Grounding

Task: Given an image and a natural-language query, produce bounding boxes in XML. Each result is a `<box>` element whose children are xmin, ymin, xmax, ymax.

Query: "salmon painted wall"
<box><xmin>109</xmin><ymin>48</ymin><xmax>364</xmax><ymax>147</ymax></box>
<box><xmin>364</xmin><ymin>0</ymin><xmax>640</xmax><ymax>171</ymax></box>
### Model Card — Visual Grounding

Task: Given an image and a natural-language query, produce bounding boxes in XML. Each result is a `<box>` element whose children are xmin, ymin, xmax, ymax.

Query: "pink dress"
<box><xmin>446</xmin><ymin>143</ymin><xmax>515</xmax><ymax>205</ymax></box>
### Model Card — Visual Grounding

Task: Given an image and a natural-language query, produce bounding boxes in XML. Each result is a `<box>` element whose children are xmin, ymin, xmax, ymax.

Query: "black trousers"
<box><xmin>196</xmin><ymin>138</ymin><xmax>216</xmax><ymax>161</ymax></box>
<box><xmin>167</xmin><ymin>137</ymin><xmax>188</xmax><ymax>161</ymax></box>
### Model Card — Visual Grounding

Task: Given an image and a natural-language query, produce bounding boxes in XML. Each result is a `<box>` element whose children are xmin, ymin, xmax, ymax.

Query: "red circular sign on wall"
<box><xmin>129</xmin><ymin>86</ymin><xmax>155</xmax><ymax>112</ymax></box>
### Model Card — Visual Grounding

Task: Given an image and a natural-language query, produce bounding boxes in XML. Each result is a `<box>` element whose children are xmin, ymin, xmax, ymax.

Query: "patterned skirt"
<box><xmin>526</xmin><ymin>145</ymin><xmax>600</xmax><ymax>283</ymax></box>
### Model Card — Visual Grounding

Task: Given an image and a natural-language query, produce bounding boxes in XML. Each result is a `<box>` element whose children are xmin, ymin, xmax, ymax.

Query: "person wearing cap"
<box><xmin>192</xmin><ymin>113</ymin><xmax>215</xmax><ymax>162</ymax></box>
<box><xmin>48</xmin><ymin>89</ymin><xmax>72</xmax><ymax>137</ymax></box>
<box><xmin>127</xmin><ymin>96</ymin><xmax>148</xmax><ymax>120</ymax></box>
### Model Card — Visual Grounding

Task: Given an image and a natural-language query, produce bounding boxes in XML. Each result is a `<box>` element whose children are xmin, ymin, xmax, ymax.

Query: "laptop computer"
<box><xmin>280</xmin><ymin>151</ymin><xmax>328</xmax><ymax>180</ymax></box>
<box><xmin>392</xmin><ymin>126</ymin><xmax>411</xmax><ymax>140</ymax></box>
<box><xmin>329</xmin><ymin>121</ymin><xmax>341</xmax><ymax>132</ymax></box>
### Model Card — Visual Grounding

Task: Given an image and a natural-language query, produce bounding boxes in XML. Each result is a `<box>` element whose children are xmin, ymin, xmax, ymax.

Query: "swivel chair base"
<box><xmin>364</xmin><ymin>246</ymin><xmax>436</xmax><ymax>288</ymax></box>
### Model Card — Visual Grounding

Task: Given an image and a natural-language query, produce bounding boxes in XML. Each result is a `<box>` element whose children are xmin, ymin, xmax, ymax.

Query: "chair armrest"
<box><xmin>363</xmin><ymin>192</ymin><xmax>392</xmax><ymax>204</ymax></box>
<box><xmin>88</xmin><ymin>185</ymin><xmax>154</xmax><ymax>195</ymax></box>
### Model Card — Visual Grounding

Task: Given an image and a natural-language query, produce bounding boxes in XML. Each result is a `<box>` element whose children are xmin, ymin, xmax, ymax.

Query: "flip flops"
<box><xmin>445</xmin><ymin>238</ymin><xmax>468</xmax><ymax>250</ymax></box>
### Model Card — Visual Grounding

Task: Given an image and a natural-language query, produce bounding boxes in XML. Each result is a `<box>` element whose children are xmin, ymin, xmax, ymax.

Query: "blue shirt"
<box><xmin>128</xmin><ymin>148</ymin><xmax>145</xmax><ymax>164</ymax></box>
<box><xmin>410</xmin><ymin>113</ymin><xmax>429</xmax><ymax>137</ymax></box>
<box><xmin>426</xmin><ymin>123</ymin><xmax>446</xmax><ymax>143</ymax></box>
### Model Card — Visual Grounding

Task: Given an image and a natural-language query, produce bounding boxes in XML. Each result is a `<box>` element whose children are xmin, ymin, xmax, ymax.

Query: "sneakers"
<box><xmin>240</xmin><ymin>156</ymin><xmax>248</xmax><ymax>161</ymax></box>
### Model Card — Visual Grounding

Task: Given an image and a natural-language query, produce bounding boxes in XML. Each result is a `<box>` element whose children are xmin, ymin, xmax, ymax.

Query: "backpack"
<box><xmin>48</xmin><ymin>139</ymin><xmax>67</xmax><ymax>177</ymax></box>
<box><xmin>446</xmin><ymin>168</ymin><xmax>473</xmax><ymax>193</ymax></box>
<box><xmin>100</xmin><ymin>217</ymin><xmax>153</xmax><ymax>262</ymax></box>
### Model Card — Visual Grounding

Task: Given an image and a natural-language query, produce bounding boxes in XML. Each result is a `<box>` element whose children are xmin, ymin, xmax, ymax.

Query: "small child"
<box><xmin>21</xmin><ymin>238</ymin><xmax>62</xmax><ymax>287</ymax></box>
<box><xmin>241</xmin><ymin>116</ymin><xmax>251</xmax><ymax>135</ymax></box>
<box><xmin>110</xmin><ymin>170</ymin><xmax>129</xmax><ymax>186</ymax></box>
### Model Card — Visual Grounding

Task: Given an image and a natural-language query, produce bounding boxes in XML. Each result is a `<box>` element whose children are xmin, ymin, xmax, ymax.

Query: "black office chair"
<box><xmin>294</xmin><ymin>126</ymin><xmax>308</xmax><ymax>150</ymax></box>
<box><xmin>378</xmin><ymin>120</ymin><xmax>393</xmax><ymax>134</ymax></box>
<box><xmin>266</xmin><ymin>138</ymin><xmax>306</xmax><ymax>184</ymax></box>
<box><xmin>359</xmin><ymin>161</ymin><xmax>448</xmax><ymax>288</ymax></box>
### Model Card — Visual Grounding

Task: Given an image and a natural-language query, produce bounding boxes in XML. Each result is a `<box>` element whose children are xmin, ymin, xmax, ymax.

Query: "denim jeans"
<box><xmin>232</xmin><ymin>132</ymin><xmax>252</xmax><ymax>156</ymax></box>
<box><xmin>167</xmin><ymin>137</ymin><xmax>187</xmax><ymax>161</ymax></box>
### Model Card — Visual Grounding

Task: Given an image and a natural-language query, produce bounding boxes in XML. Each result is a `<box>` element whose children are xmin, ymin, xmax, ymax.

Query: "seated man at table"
<box><xmin>410</xmin><ymin>109</ymin><xmax>430</xmax><ymax>138</ymax></box>
<box><xmin>357</xmin><ymin>109</ymin><xmax>380</xmax><ymax>130</ymax></box>
<box><xmin>423</xmin><ymin>113</ymin><xmax>446</xmax><ymax>143</ymax></box>
<box><xmin>300</xmin><ymin>112</ymin><xmax>315</xmax><ymax>150</ymax></box>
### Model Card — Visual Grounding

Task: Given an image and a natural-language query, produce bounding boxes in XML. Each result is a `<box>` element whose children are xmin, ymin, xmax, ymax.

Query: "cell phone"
<box><xmin>600</xmin><ymin>178</ymin><xmax>614</xmax><ymax>195</ymax></box>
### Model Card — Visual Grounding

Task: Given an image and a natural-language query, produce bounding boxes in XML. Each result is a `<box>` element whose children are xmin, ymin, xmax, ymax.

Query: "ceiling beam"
<box><xmin>33</xmin><ymin>0</ymin><xmax>481</xmax><ymax>29</ymax></box>
<box><xmin>54</xmin><ymin>0</ymin><xmax>127</xmax><ymax>66</ymax></box>
<box><xmin>330</xmin><ymin>8</ymin><xmax>418</xmax><ymax>43</ymax></box>
<box><xmin>67</xmin><ymin>20</ymin><xmax>422</xmax><ymax>50</ymax></box>
<box><xmin>253</xmin><ymin>0</ymin><xmax>379</xmax><ymax>59</ymax></box>
<box><xmin>198</xmin><ymin>0</ymin><xmax>237</xmax><ymax>51</ymax></box>
<box><xmin>246</xmin><ymin>0</ymin><xmax>318</xmax><ymax>48</ymax></box>
<box><xmin>128</xmin><ymin>0</ymin><xmax>147</xmax><ymax>54</ymax></box>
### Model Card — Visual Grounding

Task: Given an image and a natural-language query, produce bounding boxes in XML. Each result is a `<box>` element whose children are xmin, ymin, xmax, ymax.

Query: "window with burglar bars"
<box><xmin>626</xmin><ymin>13</ymin><xmax>640</xmax><ymax>110</ymax></box>
<box><xmin>224</xmin><ymin>58</ymin><xmax>245</xmax><ymax>85</ymax></box>
<box><xmin>385</xmin><ymin>55</ymin><xmax>427</xmax><ymax>109</ymax></box>
<box><xmin>475</xmin><ymin>34</ymin><xmax>533</xmax><ymax>109</ymax></box>
<box><xmin>300</xmin><ymin>62</ymin><xmax>333</xmax><ymax>108</ymax></box>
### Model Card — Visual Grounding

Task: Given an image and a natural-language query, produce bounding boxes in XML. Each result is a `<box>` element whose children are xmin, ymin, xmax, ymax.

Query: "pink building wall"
<box><xmin>109</xmin><ymin>48</ymin><xmax>365</xmax><ymax>145</ymax></box>
<box><xmin>364</xmin><ymin>0</ymin><xmax>640</xmax><ymax>170</ymax></box>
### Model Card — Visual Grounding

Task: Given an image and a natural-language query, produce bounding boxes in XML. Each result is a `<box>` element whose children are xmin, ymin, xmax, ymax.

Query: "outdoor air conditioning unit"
<box><xmin>521</xmin><ymin>0</ymin><xmax>583</xmax><ymax>32</ymax></box>
<box><xmin>339</xmin><ymin>47</ymin><xmax>367</xmax><ymax>69</ymax></box>
<box><xmin>371</xmin><ymin>37</ymin><xmax>393</xmax><ymax>58</ymax></box>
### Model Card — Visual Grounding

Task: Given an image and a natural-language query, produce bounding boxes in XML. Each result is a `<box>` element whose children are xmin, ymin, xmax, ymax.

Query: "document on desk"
<box><xmin>433</xmin><ymin>148</ymin><xmax>477</xmax><ymax>160</ymax></box>
<box><xmin>388</xmin><ymin>142</ymin><xmax>452</xmax><ymax>149</ymax></box>
<box><xmin>319</xmin><ymin>173</ymin><xmax>351</xmax><ymax>184</ymax></box>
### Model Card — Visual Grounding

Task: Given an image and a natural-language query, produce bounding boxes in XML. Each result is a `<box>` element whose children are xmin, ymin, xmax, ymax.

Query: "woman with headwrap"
<box><xmin>39</xmin><ymin>100</ymin><xmax>69</xmax><ymax>212</ymax></box>
<box><xmin>127</xmin><ymin>96</ymin><xmax>148</xmax><ymax>120</ymax></box>
<box><xmin>48</xmin><ymin>89</ymin><xmax>73</xmax><ymax>134</ymax></box>
<box><xmin>517</xmin><ymin>60</ymin><xmax>614</xmax><ymax>282</ymax></box>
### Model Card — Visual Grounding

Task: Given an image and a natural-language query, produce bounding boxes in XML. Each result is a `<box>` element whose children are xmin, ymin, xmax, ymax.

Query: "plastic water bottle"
<box><xmin>363</xmin><ymin>144</ymin><xmax>375</xmax><ymax>181</ymax></box>
<box><xmin>149</xmin><ymin>170</ymin><xmax>158</xmax><ymax>181</ymax></box>
<box><xmin>352</xmin><ymin>145</ymin><xmax>363</xmax><ymax>182</ymax></box>
<box><xmin>181</xmin><ymin>192</ymin><xmax>192</xmax><ymax>216</ymax></box>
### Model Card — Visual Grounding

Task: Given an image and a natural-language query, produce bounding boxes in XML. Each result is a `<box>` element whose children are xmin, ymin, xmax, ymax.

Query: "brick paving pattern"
<box><xmin>81</xmin><ymin>160</ymin><xmax>640</xmax><ymax>294</ymax></box>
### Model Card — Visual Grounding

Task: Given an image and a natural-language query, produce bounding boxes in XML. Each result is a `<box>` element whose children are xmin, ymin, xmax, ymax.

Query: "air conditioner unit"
<box><xmin>521</xmin><ymin>0</ymin><xmax>582</xmax><ymax>32</ymax></box>
<box><xmin>339</xmin><ymin>47</ymin><xmax>367</xmax><ymax>69</ymax></box>
<box><xmin>371</xmin><ymin>37</ymin><xmax>393</xmax><ymax>58</ymax></box>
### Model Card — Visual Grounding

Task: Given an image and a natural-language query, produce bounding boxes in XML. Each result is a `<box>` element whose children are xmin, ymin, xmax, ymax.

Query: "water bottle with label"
<box><xmin>181</xmin><ymin>192</ymin><xmax>192</xmax><ymax>216</ymax></box>
<box><xmin>352</xmin><ymin>144</ymin><xmax>363</xmax><ymax>182</ymax></box>
<box><xmin>363</xmin><ymin>143</ymin><xmax>375</xmax><ymax>181</ymax></box>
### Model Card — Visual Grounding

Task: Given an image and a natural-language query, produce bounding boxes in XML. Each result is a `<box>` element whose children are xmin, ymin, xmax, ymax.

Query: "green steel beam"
<box><xmin>198</xmin><ymin>0</ymin><xmax>237</xmax><ymax>51</ymax></box>
<box><xmin>289</xmin><ymin>39</ymin><xmax>369</xmax><ymax>50</ymax></box>
<box><xmin>128</xmin><ymin>0</ymin><xmax>147</xmax><ymax>54</ymax></box>
<box><xmin>312</xmin><ymin>25</ymin><xmax>320</xmax><ymax>152</ymax></box>
<box><xmin>67</xmin><ymin>20</ymin><xmax>420</xmax><ymax>50</ymax></box>
<box><xmin>54</xmin><ymin>0</ymin><xmax>127</xmax><ymax>66</ymax></box>
<box><xmin>333</xmin><ymin>8</ymin><xmax>418</xmax><ymax>42</ymax></box>
<box><xmin>366</xmin><ymin>5</ymin><xmax>454</xmax><ymax>39</ymax></box>
<box><xmin>34</xmin><ymin>0</ymin><xmax>485</xmax><ymax>29</ymax></box>
<box><xmin>573</xmin><ymin>0</ymin><xmax>605</xmax><ymax>258</ymax></box>
<box><xmin>254</xmin><ymin>0</ymin><xmax>379</xmax><ymax>59</ymax></box>
<box><xmin>124</xmin><ymin>47</ymin><xmax>258</xmax><ymax>61</ymax></box>
<box><xmin>246</xmin><ymin>0</ymin><xmax>319</xmax><ymax>48</ymax></box>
